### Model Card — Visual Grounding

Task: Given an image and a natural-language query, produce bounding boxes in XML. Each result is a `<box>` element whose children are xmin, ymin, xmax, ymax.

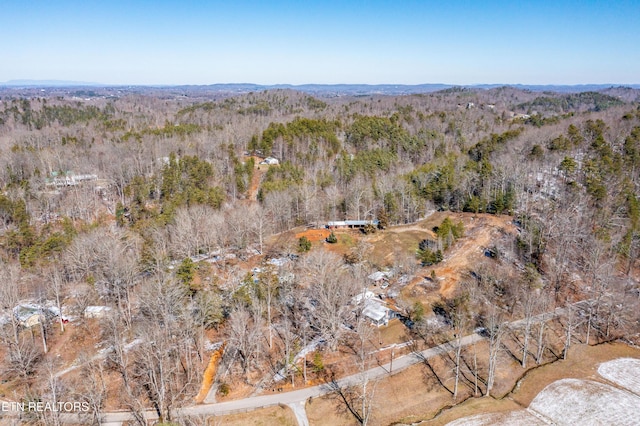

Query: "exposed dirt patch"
<box><xmin>368</xmin><ymin>226</ymin><xmax>433</xmax><ymax>268</ymax></box>
<box><xmin>293</xmin><ymin>228</ymin><xmax>366</xmax><ymax>259</ymax></box>
<box><xmin>432</xmin><ymin>214</ymin><xmax>516</xmax><ymax>297</ymax></box>
<box><xmin>295</xmin><ymin>228</ymin><xmax>331</xmax><ymax>243</ymax></box>
<box><xmin>195</xmin><ymin>344</ymin><xmax>225</xmax><ymax>403</ymax></box>
<box><xmin>400</xmin><ymin>213</ymin><xmax>517</xmax><ymax>305</ymax></box>
<box><xmin>248</xmin><ymin>169</ymin><xmax>265</xmax><ymax>202</ymax></box>
<box><xmin>239</xmin><ymin>155</ymin><xmax>268</xmax><ymax>201</ymax></box>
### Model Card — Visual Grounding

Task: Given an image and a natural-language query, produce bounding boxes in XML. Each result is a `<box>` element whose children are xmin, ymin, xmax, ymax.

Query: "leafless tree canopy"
<box><xmin>0</xmin><ymin>86</ymin><xmax>639</xmax><ymax>422</ymax></box>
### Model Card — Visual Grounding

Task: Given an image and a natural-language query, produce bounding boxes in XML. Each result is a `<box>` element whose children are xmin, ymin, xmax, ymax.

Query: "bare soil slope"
<box><xmin>395</xmin><ymin>213</ymin><xmax>517</xmax><ymax>304</ymax></box>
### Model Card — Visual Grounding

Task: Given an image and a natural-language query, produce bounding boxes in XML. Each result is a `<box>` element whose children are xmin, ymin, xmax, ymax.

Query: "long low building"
<box><xmin>327</xmin><ymin>220</ymin><xmax>379</xmax><ymax>229</ymax></box>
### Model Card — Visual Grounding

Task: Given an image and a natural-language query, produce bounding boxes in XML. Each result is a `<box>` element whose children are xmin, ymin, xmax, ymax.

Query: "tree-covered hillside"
<box><xmin>0</xmin><ymin>87</ymin><xmax>639</xmax><ymax>423</ymax></box>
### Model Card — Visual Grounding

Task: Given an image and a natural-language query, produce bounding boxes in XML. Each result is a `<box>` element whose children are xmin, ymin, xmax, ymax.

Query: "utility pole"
<box><xmin>303</xmin><ymin>326</ymin><xmax>307</xmax><ymax>384</ymax></box>
<box><xmin>390</xmin><ymin>344</ymin><xmax>395</xmax><ymax>374</ymax></box>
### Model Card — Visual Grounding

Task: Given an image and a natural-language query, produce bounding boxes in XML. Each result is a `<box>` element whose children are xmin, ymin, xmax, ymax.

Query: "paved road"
<box><xmin>2</xmin><ymin>296</ymin><xmax>583</xmax><ymax>424</ymax></box>
<box><xmin>288</xmin><ymin>401</ymin><xmax>310</xmax><ymax>426</ymax></box>
<box><xmin>87</xmin><ymin>333</ymin><xmax>483</xmax><ymax>424</ymax></box>
<box><xmin>52</xmin><ymin>301</ymin><xmax>579</xmax><ymax>424</ymax></box>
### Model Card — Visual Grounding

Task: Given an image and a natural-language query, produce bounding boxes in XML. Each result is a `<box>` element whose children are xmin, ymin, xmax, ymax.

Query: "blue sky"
<box><xmin>1</xmin><ymin>0</ymin><xmax>638</xmax><ymax>85</ymax></box>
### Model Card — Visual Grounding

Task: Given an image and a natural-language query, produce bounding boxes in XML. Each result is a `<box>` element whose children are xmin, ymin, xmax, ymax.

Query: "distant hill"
<box><xmin>164</xmin><ymin>83</ymin><xmax>640</xmax><ymax>96</ymax></box>
<box><xmin>1</xmin><ymin>79</ymin><xmax>104</xmax><ymax>87</ymax></box>
<box><xmin>471</xmin><ymin>84</ymin><xmax>640</xmax><ymax>93</ymax></box>
<box><xmin>1</xmin><ymin>81</ymin><xmax>639</xmax><ymax>98</ymax></box>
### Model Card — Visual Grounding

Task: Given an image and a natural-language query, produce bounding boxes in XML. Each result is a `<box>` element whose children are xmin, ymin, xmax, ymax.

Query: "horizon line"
<box><xmin>2</xmin><ymin>80</ymin><xmax>640</xmax><ymax>88</ymax></box>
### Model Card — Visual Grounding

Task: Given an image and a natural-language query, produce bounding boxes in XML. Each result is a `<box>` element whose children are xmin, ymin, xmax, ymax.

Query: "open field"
<box><xmin>446</xmin><ymin>409</ymin><xmax>546</xmax><ymax>426</ymax></box>
<box><xmin>427</xmin><ymin>343</ymin><xmax>640</xmax><ymax>425</ymax></box>
<box><xmin>597</xmin><ymin>357</ymin><xmax>640</xmax><ymax>395</ymax></box>
<box><xmin>449</xmin><ymin>356</ymin><xmax>640</xmax><ymax>426</ymax></box>
<box><xmin>530</xmin><ymin>378</ymin><xmax>640</xmax><ymax>426</ymax></box>
<box><xmin>305</xmin><ymin>342</ymin><xmax>640</xmax><ymax>426</ymax></box>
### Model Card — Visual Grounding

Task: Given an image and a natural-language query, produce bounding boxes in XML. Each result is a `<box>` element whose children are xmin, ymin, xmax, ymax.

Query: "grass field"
<box><xmin>208</xmin><ymin>404</ymin><xmax>298</xmax><ymax>426</ymax></box>
<box><xmin>305</xmin><ymin>342</ymin><xmax>640</xmax><ymax>426</ymax></box>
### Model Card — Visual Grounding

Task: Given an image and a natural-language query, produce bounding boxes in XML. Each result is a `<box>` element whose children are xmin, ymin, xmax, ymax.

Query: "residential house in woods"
<box><xmin>12</xmin><ymin>304</ymin><xmax>65</xmax><ymax>328</ymax></box>
<box><xmin>362</xmin><ymin>301</ymin><xmax>392</xmax><ymax>327</ymax></box>
<box><xmin>368</xmin><ymin>270</ymin><xmax>391</xmax><ymax>284</ymax></box>
<box><xmin>47</xmin><ymin>171</ymin><xmax>98</xmax><ymax>187</ymax></box>
<box><xmin>14</xmin><ymin>304</ymin><xmax>46</xmax><ymax>328</ymax></box>
<box><xmin>259</xmin><ymin>157</ymin><xmax>279</xmax><ymax>165</ymax></box>
<box><xmin>352</xmin><ymin>291</ymin><xmax>393</xmax><ymax>327</ymax></box>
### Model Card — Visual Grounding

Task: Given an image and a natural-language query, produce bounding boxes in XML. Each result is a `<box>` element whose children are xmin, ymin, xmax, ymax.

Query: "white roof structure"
<box><xmin>267</xmin><ymin>257</ymin><xmax>290</xmax><ymax>267</ymax></box>
<box><xmin>362</xmin><ymin>301</ymin><xmax>389</xmax><ymax>323</ymax></box>
<box><xmin>363</xmin><ymin>298</ymin><xmax>392</xmax><ymax>327</ymax></box>
<box><xmin>368</xmin><ymin>271</ymin><xmax>391</xmax><ymax>282</ymax></box>
<box><xmin>260</xmin><ymin>157</ymin><xmax>280</xmax><ymax>165</ymax></box>
<box><xmin>327</xmin><ymin>220</ymin><xmax>379</xmax><ymax>228</ymax></box>
<box><xmin>352</xmin><ymin>291</ymin><xmax>375</xmax><ymax>305</ymax></box>
<box><xmin>11</xmin><ymin>302</ymin><xmax>71</xmax><ymax>327</ymax></box>
<box><xmin>84</xmin><ymin>306</ymin><xmax>112</xmax><ymax>318</ymax></box>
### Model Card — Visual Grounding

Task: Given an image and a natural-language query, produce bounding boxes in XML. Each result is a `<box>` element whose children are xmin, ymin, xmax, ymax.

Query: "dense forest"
<box><xmin>0</xmin><ymin>86</ymin><xmax>639</xmax><ymax>424</ymax></box>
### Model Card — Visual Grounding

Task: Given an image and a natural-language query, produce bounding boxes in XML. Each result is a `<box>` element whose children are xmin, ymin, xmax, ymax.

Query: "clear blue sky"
<box><xmin>2</xmin><ymin>0</ymin><xmax>638</xmax><ymax>85</ymax></box>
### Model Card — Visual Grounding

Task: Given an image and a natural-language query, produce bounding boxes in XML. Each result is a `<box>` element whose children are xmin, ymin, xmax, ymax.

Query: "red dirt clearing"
<box><xmin>295</xmin><ymin>228</ymin><xmax>331</xmax><ymax>242</ymax></box>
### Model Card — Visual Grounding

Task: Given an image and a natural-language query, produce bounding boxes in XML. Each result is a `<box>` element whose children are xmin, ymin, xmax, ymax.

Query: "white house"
<box><xmin>260</xmin><ymin>157</ymin><xmax>280</xmax><ymax>165</ymax></box>
<box><xmin>352</xmin><ymin>291</ymin><xmax>392</xmax><ymax>327</ymax></box>
<box><xmin>362</xmin><ymin>301</ymin><xmax>391</xmax><ymax>327</ymax></box>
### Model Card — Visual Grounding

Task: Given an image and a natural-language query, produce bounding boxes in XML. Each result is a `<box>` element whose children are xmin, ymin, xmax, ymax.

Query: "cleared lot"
<box><xmin>448</xmin><ymin>356</ymin><xmax>640</xmax><ymax>426</ymax></box>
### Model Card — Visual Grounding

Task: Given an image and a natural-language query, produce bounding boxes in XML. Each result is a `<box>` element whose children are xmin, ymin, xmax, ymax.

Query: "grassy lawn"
<box><xmin>208</xmin><ymin>404</ymin><xmax>298</xmax><ymax>426</ymax></box>
<box><xmin>306</xmin><ymin>342</ymin><xmax>640</xmax><ymax>426</ymax></box>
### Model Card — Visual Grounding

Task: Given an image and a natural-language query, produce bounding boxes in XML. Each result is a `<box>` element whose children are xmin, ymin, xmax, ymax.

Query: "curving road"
<box><xmin>82</xmin><ymin>333</ymin><xmax>484</xmax><ymax>425</ymax></box>
<box><xmin>48</xmin><ymin>302</ymin><xmax>578</xmax><ymax>424</ymax></box>
<box><xmin>14</xmin><ymin>301</ymin><xmax>576</xmax><ymax>425</ymax></box>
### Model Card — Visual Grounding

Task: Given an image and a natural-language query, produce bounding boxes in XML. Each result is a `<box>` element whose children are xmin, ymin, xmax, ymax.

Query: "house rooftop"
<box><xmin>352</xmin><ymin>290</ymin><xmax>375</xmax><ymax>305</ymax></box>
<box><xmin>327</xmin><ymin>220</ymin><xmax>379</xmax><ymax>227</ymax></box>
<box><xmin>362</xmin><ymin>301</ymin><xmax>389</xmax><ymax>322</ymax></box>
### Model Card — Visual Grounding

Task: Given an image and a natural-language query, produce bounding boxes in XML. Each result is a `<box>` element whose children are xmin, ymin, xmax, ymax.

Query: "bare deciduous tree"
<box><xmin>300</xmin><ymin>251</ymin><xmax>359</xmax><ymax>350</ymax></box>
<box><xmin>65</xmin><ymin>226</ymin><xmax>140</xmax><ymax>328</ymax></box>
<box><xmin>0</xmin><ymin>260</ymin><xmax>42</xmax><ymax>381</ymax></box>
